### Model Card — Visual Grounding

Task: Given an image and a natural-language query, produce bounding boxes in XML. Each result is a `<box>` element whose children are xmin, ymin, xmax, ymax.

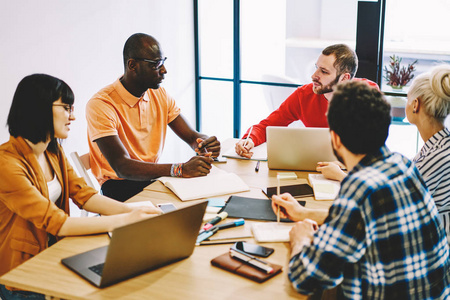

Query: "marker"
<box><xmin>255</xmin><ymin>160</ymin><xmax>260</xmax><ymax>172</ymax></box>
<box><xmin>209</xmin><ymin>218</ymin><xmax>245</xmax><ymax>231</ymax></box>
<box><xmin>229</xmin><ymin>249</ymin><xmax>274</xmax><ymax>274</ymax></box>
<box><xmin>202</xmin><ymin>212</ymin><xmax>228</xmax><ymax>231</ymax></box>
<box><xmin>196</xmin><ymin>226</ymin><xmax>219</xmax><ymax>244</ymax></box>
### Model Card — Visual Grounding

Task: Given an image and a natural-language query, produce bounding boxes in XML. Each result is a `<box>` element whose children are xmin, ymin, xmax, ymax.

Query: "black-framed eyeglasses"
<box><xmin>53</xmin><ymin>104</ymin><xmax>74</xmax><ymax>115</ymax></box>
<box><xmin>133</xmin><ymin>57</ymin><xmax>167</xmax><ymax>70</ymax></box>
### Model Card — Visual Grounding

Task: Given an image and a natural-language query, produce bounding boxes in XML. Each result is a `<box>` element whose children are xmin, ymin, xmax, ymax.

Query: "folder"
<box><xmin>219</xmin><ymin>195</ymin><xmax>305</xmax><ymax>222</ymax></box>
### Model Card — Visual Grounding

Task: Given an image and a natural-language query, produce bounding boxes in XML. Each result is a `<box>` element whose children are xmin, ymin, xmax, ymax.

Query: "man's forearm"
<box><xmin>113</xmin><ymin>158</ymin><xmax>172</xmax><ymax>180</ymax></box>
<box><xmin>301</xmin><ymin>208</ymin><xmax>329</xmax><ymax>225</ymax></box>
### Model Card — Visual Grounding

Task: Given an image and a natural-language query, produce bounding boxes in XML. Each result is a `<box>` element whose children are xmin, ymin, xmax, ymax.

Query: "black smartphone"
<box><xmin>231</xmin><ymin>241</ymin><xmax>274</xmax><ymax>257</ymax></box>
<box><xmin>157</xmin><ymin>203</ymin><xmax>177</xmax><ymax>213</ymax></box>
<box><xmin>265</xmin><ymin>183</ymin><xmax>313</xmax><ymax>198</ymax></box>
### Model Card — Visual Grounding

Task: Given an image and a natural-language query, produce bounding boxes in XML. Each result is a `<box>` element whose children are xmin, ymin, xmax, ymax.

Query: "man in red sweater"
<box><xmin>235</xmin><ymin>44</ymin><xmax>378</xmax><ymax>158</ymax></box>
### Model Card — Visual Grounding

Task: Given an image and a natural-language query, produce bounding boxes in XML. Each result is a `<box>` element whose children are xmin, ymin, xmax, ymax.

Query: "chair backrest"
<box><xmin>70</xmin><ymin>152</ymin><xmax>96</xmax><ymax>189</ymax></box>
<box><xmin>261</xmin><ymin>74</ymin><xmax>298</xmax><ymax>111</ymax></box>
<box><xmin>261</xmin><ymin>74</ymin><xmax>305</xmax><ymax>128</ymax></box>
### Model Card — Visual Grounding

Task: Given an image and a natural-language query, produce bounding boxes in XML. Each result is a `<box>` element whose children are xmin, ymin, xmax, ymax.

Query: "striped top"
<box><xmin>414</xmin><ymin>128</ymin><xmax>450</xmax><ymax>242</ymax></box>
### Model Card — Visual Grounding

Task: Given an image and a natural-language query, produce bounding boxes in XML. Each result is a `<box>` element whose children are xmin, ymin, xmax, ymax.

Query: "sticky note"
<box><xmin>276</xmin><ymin>172</ymin><xmax>298</xmax><ymax>180</ymax></box>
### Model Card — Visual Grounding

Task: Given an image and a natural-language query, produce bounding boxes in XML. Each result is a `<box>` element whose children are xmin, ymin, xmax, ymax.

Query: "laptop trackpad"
<box><xmin>61</xmin><ymin>246</ymin><xmax>108</xmax><ymax>286</ymax></box>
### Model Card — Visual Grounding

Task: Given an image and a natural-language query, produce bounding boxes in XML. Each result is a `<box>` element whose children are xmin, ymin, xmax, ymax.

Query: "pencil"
<box><xmin>277</xmin><ymin>175</ymin><xmax>280</xmax><ymax>223</ymax></box>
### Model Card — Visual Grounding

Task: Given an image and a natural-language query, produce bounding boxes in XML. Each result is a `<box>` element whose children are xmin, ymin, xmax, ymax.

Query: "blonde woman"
<box><xmin>406</xmin><ymin>64</ymin><xmax>450</xmax><ymax>241</ymax></box>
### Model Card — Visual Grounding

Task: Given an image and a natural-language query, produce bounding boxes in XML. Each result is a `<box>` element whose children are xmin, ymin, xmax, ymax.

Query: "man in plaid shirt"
<box><xmin>272</xmin><ymin>81</ymin><xmax>450</xmax><ymax>299</ymax></box>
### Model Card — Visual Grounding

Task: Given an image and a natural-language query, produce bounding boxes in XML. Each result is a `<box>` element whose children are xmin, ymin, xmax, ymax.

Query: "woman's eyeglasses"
<box><xmin>53</xmin><ymin>104</ymin><xmax>74</xmax><ymax>115</ymax></box>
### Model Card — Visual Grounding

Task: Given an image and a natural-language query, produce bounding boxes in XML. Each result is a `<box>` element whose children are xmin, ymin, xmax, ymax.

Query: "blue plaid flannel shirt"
<box><xmin>289</xmin><ymin>146</ymin><xmax>450</xmax><ymax>299</ymax></box>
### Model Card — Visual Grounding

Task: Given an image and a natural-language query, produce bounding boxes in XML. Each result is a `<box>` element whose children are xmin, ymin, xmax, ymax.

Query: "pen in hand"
<box><xmin>243</xmin><ymin>126</ymin><xmax>253</xmax><ymax>148</ymax></box>
<box><xmin>276</xmin><ymin>175</ymin><xmax>280</xmax><ymax>223</ymax></box>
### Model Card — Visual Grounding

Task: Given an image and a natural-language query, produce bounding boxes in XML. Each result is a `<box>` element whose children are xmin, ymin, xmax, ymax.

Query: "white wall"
<box><xmin>0</xmin><ymin>0</ymin><xmax>196</xmax><ymax>163</ymax></box>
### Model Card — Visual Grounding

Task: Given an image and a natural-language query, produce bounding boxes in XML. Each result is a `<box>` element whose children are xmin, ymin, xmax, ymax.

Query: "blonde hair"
<box><xmin>409</xmin><ymin>64</ymin><xmax>450</xmax><ymax>122</ymax></box>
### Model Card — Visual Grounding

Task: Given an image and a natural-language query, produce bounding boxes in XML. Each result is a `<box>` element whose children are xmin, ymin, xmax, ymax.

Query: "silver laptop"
<box><xmin>266</xmin><ymin>126</ymin><xmax>337</xmax><ymax>171</ymax></box>
<box><xmin>61</xmin><ymin>201</ymin><xmax>207</xmax><ymax>288</ymax></box>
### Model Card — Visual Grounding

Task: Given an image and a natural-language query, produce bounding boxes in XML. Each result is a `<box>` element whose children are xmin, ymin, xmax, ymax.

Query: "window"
<box><xmin>196</xmin><ymin>0</ymin><xmax>358</xmax><ymax>141</ymax></box>
<box><xmin>195</xmin><ymin>0</ymin><xmax>449</xmax><ymax>157</ymax></box>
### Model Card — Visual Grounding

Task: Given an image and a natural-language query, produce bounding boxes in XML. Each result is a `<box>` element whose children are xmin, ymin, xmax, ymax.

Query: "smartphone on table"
<box><xmin>157</xmin><ymin>203</ymin><xmax>177</xmax><ymax>213</ymax></box>
<box><xmin>231</xmin><ymin>241</ymin><xmax>274</xmax><ymax>257</ymax></box>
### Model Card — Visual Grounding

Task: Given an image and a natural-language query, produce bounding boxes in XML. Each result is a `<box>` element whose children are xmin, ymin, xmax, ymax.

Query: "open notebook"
<box><xmin>222</xmin><ymin>143</ymin><xmax>267</xmax><ymax>161</ymax></box>
<box><xmin>308</xmin><ymin>174</ymin><xmax>340</xmax><ymax>200</ymax></box>
<box><xmin>251</xmin><ymin>222</ymin><xmax>294</xmax><ymax>243</ymax></box>
<box><xmin>152</xmin><ymin>166</ymin><xmax>250</xmax><ymax>201</ymax></box>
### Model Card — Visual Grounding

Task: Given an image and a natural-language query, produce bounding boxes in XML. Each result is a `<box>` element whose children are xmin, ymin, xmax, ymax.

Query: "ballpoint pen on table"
<box><xmin>209</xmin><ymin>218</ymin><xmax>245</xmax><ymax>231</ymax></box>
<box><xmin>229</xmin><ymin>249</ymin><xmax>274</xmax><ymax>274</ymax></box>
<box><xmin>255</xmin><ymin>160</ymin><xmax>260</xmax><ymax>172</ymax></box>
<box><xmin>196</xmin><ymin>226</ymin><xmax>219</xmax><ymax>244</ymax></box>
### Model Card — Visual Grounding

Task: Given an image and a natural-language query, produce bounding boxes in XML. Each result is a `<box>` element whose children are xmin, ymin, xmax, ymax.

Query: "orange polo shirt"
<box><xmin>86</xmin><ymin>78</ymin><xmax>181</xmax><ymax>185</ymax></box>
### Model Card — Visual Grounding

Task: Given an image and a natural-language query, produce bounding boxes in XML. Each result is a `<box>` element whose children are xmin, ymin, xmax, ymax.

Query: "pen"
<box><xmin>205</xmin><ymin>235</ymin><xmax>253</xmax><ymax>241</ymax></box>
<box><xmin>277</xmin><ymin>175</ymin><xmax>280</xmax><ymax>223</ymax></box>
<box><xmin>196</xmin><ymin>226</ymin><xmax>219</xmax><ymax>244</ymax></box>
<box><xmin>198</xmin><ymin>240</ymin><xmax>247</xmax><ymax>246</ymax></box>
<box><xmin>255</xmin><ymin>160</ymin><xmax>260</xmax><ymax>172</ymax></box>
<box><xmin>229</xmin><ymin>249</ymin><xmax>274</xmax><ymax>274</ymax></box>
<box><xmin>243</xmin><ymin>126</ymin><xmax>253</xmax><ymax>148</ymax></box>
<box><xmin>202</xmin><ymin>212</ymin><xmax>228</xmax><ymax>231</ymax></box>
<box><xmin>209</xmin><ymin>218</ymin><xmax>245</xmax><ymax>231</ymax></box>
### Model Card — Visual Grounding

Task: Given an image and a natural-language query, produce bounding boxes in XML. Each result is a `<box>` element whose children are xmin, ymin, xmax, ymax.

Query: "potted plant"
<box><xmin>383</xmin><ymin>55</ymin><xmax>417</xmax><ymax>90</ymax></box>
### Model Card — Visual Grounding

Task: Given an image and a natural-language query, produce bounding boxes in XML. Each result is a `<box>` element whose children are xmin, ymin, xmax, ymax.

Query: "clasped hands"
<box><xmin>183</xmin><ymin>136</ymin><xmax>221</xmax><ymax>178</ymax></box>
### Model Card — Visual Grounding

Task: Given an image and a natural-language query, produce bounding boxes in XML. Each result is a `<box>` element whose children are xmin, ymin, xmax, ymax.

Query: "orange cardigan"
<box><xmin>0</xmin><ymin>136</ymin><xmax>97</xmax><ymax>280</ymax></box>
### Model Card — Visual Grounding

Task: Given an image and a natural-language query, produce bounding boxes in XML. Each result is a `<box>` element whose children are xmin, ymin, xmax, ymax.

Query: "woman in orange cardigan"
<box><xmin>0</xmin><ymin>74</ymin><xmax>161</xmax><ymax>299</ymax></box>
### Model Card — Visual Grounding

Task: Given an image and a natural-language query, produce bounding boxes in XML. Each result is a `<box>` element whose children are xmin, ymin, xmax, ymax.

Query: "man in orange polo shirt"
<box><xmin>86</xmin><ymin>33</ymin><xmax>220</xmax><ymax>202</ymax></box>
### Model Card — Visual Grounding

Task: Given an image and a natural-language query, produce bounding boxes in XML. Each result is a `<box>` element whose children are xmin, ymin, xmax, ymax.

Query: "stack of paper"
<box><xmin>308</xmin><ymin>174</ymin><xmax>340</xmax><ymax>200</ymax></box>
<box><xmin>155</xmin><ymin>166</ymin><xmax>250</xmax><ymax>201</ymax></box>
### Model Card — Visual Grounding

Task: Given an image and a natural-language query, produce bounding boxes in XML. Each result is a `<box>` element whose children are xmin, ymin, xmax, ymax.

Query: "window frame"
<box><xmin>193</xmin><ymin>0</ymin><xmax>401</xmax><ymax>137</ymax></box>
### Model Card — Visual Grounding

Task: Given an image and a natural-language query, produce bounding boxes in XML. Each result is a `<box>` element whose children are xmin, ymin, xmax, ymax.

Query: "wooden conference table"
<box><xmin>0</xmin><ymin>142</ymin><xmax>334</xmax><ymax>300</ymax></box>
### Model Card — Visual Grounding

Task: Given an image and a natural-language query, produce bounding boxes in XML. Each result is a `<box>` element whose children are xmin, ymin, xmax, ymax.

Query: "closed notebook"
<box><xmin>220</xmin><ymin>195</ymin><xmax>305</xmax><ymax>222</ymax></box>
<box><xmin>211</xmin><ymin>253</ymin><xmax>282</xmax><ymax>283</ymax></box>
<box><xmin>264</xmin><ymin>183</ymin><xmax>314</xmax><ymax>199</ymax></box>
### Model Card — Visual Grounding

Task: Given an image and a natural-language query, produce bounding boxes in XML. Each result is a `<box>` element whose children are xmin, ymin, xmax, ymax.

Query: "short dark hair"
<box><xmin>123</xmin><ymin>33</ymin><xmax>155</xmax><ymax>69</ymax></box>
<box><xmin>322</xmin><ymin>44</ymin><xmax>358</xmax><ymax>78</ymax></box>
<box><xmin>327</xmin><ymin>81</ymin><xmax>391</xmax><ymax>154</ymax></box>
<box><xmin>7</xmin><ymin>74</ymin><xmax>74</xmax><ymax>153</ymax></box>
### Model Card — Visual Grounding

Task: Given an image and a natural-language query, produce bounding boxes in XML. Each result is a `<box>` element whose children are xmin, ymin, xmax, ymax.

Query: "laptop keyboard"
<box><xmin>89</xmin><ymin>263</ymin><xmax>105</xmax><ymax>276</ymax></box>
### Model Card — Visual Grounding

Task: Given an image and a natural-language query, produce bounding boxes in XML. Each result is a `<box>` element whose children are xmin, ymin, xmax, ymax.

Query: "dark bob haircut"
<box><xmin>7</xmin><ymin>74</ymin><xmax>74</xmax><ymax>153</ymax></box>
<box><xmin>327</xmin><ymin>81</ymin><xmax>391</xmax><ymax>154</ymax></box>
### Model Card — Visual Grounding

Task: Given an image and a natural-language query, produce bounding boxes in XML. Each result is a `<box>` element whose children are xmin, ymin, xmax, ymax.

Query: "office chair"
<box><xmin>70</xmin><ymin>151</ymin><xmax>98</xmax><ymax>217</ymax></box>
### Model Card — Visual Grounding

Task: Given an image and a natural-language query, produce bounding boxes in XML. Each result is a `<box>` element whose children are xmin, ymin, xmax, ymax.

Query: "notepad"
<box><xmin>308</xmin><ymin>174</ymin><xmax>340</xmax><ymax>200</ymax></box>
<box><xmin>222</xmin><ymin>143</ymin><xmax>267</xmax><ymax>161</ymax></box>
<box><xmin>154</xmin><ymin>166</ymin><xmax>250</xmax><ymax>201</ymax></box>
<box><xmin>251</xmin><ymin>222</ymin><xmax>294</xmax><ymax>243</ymax></box>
